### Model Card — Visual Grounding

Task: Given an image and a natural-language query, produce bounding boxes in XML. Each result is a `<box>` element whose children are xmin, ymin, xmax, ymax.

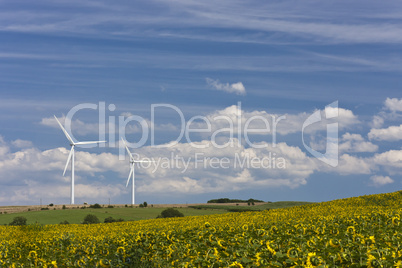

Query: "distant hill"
<box><xmin>207</xmin><ymin>198</ymin><xmax>265</xmax><ymax>203</ymax></box>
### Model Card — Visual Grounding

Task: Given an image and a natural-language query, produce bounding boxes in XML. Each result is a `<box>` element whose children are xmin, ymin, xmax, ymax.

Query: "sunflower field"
<box><xmin>1</xmin><ymin>191</ymin><xmax>402</xmax><ymax>267</ymax></box>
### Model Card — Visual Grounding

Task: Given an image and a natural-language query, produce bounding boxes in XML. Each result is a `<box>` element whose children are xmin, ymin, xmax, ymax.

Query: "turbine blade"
<box><xmin>63</xmin><ymin>146</ymin><xmax>74</xmax><ymax>176</ymax></box>
<box><xmin>75</xmin><ymin>141</ymin><xmax>106</xmax><ymax>145</ymax></box>
<box><xmin>54</xmin><ymin>115</ymin><xmax>75</xmax><ymax>144</ymax></box>
<box><xmin>121</xmin><ymin>138</ymin><xmax>133</xmax><ymax>159</ymax></box>
<box><xmin>126</xmin><ymin>166</ymin><xmax>133</xmax><ymax>187</ymax></box>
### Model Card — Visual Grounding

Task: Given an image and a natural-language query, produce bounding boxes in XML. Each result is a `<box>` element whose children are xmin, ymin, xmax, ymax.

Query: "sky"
<box><xmin>0</xmin><ymin>0</ymin><xmax>401</xmax><ymax>206</ymax></box>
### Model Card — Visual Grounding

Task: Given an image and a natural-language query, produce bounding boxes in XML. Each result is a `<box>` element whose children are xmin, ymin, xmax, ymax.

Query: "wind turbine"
<box><xmin>54</xmin><ymin>115</ymin><xmax>106</xmax><ymax>205</ymax></box>
<box><xmin>121</xmin><ymin>138</ymin><xmax>153</xmax><ymax>205</ymax></box>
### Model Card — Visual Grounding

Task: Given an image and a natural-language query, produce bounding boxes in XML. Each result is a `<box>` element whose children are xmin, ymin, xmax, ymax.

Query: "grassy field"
<box><xmin>0</xmin><ymin>207</ymin><xmax>226</xmax><ymax>225</ymax></box>
<box><xmin>189</xmin><ymin>201</ymin><xmax>313</xmax><ymax>211</ymax></box>
<box><xmin>0</xmin><ymin>201</ymin><xmax>311</xmax><ymax>225</ymax></box>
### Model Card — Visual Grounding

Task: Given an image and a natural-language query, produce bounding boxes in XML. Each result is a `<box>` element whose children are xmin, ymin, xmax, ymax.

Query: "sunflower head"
<box><xmin>28</xmin><ymin>251</ymin><xmax>37</xmax><ymax>259</ymax></box>
<box><xmin>366</xmin><ymin>254</ymin><xmax>380</xmax><ymax>268</ymax></box>
<box><xmin>99</xmin><ymin>259</ymin><xmax>111</xmax><ymax>268</ymax></box>
<box><xmin>287</xmin><ymin>247</ymin><xmax>300</xmax><ymax>261</ymax></box>
<box><xmin>229</xmin><ymin>261</ymin><xmax>244</xmax><ymax>268</ymax></box>
<box><xmin>347</xmin><ymin>226</ymin><xmax>355</xmax><ymax>235</ymax></box>
<box><xmin>329</xmin><ymin>238</ymin><xmax>340</xmax><ymax>248</ymax></box>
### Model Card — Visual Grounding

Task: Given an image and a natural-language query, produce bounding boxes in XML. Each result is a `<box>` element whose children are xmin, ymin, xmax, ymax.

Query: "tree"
<box><xmin>104</xmin><ymin>217</ymin><xmax>124</xmax><ymax>223</ymax></box>
<box><xmin>9</xmin><ymin>216</ymin><xmax>27</xmax><ymax>226</ymax></box>
<box><xmin>104</xmin><ymin>216</ymin><xmax>115</xmax><ymax>223</ymax></box>
<box><xmin>60</xmin><ymin>220</ymin><xmax>69</xmax><ymax>225</ymax></box>
<box><xmin>157</xmin><ymin>208</ymin><xmax>184</xmax><ymax>218</ymax></box>
<box><xmin>89</xmin><ymin>203</ymin><xmax>102</xmax><ymax>209</ymax></box>
<box><xmin>82</xmin><ymin>214</ymin><xmax>100</xmax><ymax>224</ymax></box>
<box><xmin>143</xmin><ymin>201</ymin><xmax>148</xmax><ymax>207</ymax></box>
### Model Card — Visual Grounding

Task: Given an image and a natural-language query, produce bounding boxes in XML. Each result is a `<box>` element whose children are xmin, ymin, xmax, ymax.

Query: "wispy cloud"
<box><xmin>2</xmin><ymin>1</ymin><xmax>402</xmax><ymax>44</ymax></box>
<box><xmin>206</xmin><ymin>78</ymin><xmax>246</xmax><ymax>95</ymax></box>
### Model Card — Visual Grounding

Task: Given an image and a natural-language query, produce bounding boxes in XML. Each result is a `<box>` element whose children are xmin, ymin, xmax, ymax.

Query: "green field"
<box><xmin>0</xmin><ymin>207</ymin><xmax>226</xmax><ymax>225</ymax></box>
<box><xmin>189</xmin><ymin>201</ymin><xmax>313</xmax><ymax>211</ymax></box>
<box><xmin>0</xmin><ymin>201</ymin><xmax>312</xmax><ymax>225</ymax></box>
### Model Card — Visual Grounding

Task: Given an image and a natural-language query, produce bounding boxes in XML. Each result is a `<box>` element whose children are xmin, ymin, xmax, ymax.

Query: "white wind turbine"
<box><xmin>54</xmin><ymin>115</ymin><xmax>106</xmax><ymax>205</ymax></box>
<box><xmin>121</xmin><ymin>138</ymin><xmax>153</xmax><ymax>205</ymax></box>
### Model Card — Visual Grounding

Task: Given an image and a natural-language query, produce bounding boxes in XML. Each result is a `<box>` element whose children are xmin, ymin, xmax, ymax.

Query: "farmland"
<box><xmin>0</xmin><ymin>191</ymin><xmax>402</xmax><ymax>267</ymax></box>
<box><xmin>0</xmin><ymin>206</ymin><xmax>224</xmax><ymax>225</ymax></box>
<box><xmin>0</xmin><ymin>201</ymin><xmax>308</xmax><ymax>225</ymax></box>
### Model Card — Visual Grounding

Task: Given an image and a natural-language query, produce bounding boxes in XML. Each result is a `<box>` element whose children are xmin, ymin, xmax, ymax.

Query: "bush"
<box><xmin>104</xmin><ymin>216</ymin><xmax>115</xmax><ymax>223</ymax></box>
<box><xmin>41</xmin><ymin>207</ymin><xmax>49</xmax><ymax>210</ymax></box>
<box><xmin>82</xmin><ymin>214</ymin><xmax>100</xmax><ymax>224</ymax></box>
<box><xmin>104</xmin><ymin>217</ymin><xmax>124</xmax><ymax>223</ymax></box>
<box><xmin>139</xmin><ymin>204</ymin><xmax>144</xmax><ymax>208</ymax></box>
<box><xmin>60</xmin><ymin>220</ymin><xmax>69</xmax><ymax>225</ymax></box>
<box><xmin>107</xmin><ymin>205</ymin><xmax>114</xmax><ymax>208</ymax></box>
<box><xmin>62</xmin><ymin>205</ymin><xmax>66</xmax><ymax>210</ymax></box>
<box><xmin>157</xmin><ymin>208</ymin><xmax>184</xmax><ymax>218</ymax></box>
<box><xmin>89</xmin><ymin>203</ymin><xmax>102</xmax><ymax>209</ymax></box>
<box><xmin>143</xmin><ymin>202</ymin><xmax>148</xmax><ymax>207</ymax></box>
<box><xmin>9</xmin><ymin>216</ymin><xmax>27</xmax><ymax>226</ymax></box>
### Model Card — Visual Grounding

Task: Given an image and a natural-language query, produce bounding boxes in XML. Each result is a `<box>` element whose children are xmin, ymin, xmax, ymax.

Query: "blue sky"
<box><xmin>0</xmin><ymin>0</ymin><xmax>401</xmax><ymax>205</ymax></box>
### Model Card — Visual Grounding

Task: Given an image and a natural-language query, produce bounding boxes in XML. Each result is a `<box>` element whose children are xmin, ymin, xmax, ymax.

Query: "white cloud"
<box><xmin>0</xmin><ymin>136</ymin><xmax>10</xmax><ymax>158</ymax></box>
<box><xmin>188</xmin><ymin>104</ymin><xmax>359</xmax><ymax>143</ymax></box>
<box><xmin>338</xmin><ymin>133</ymin><xmax>378</xmax><ymax>153</ymax></box>
<box><xmin>370</xmin><ymin>115</ymin><xmax>385</xmax><ymax>128</ymax></box>
<box><xmin>11</xmin><ymin>139</ymin><xmax>33</xmax><ymax>148</ymax></box>
<box><xmin>206</xmin><ymin>78</ymin><xmax>246</xmax><ymax>95</ymax></box>
<box><xmin>384</xmin><ymin>97</ymin><xmax>402</xmax><ymax>112</ymax></box>
<box><xmin>368</xmin><ymin>124</ymin><xmax>402</xmax><ymax>141</ymax></box>
<box><xmin>135</xmin><ymin>139</ymin><xmax>318</xmax><ymax>193</ymax></box>
<box><xmin>372</xmin><ymin>150</ymin><xmax>402</xmax><ymax>174</ymax></box>
<box><xmin>0</xmin><ymin>135</ymin><xmax>319</xmax><ymax>199</ymax></box>
<box><xmin>369</xmin><ymin>97</ymin><xmax>402</xmax><ymax>130</ymax></box>
<box><xmin>331</xmin><ymin>154</ymin><xmax>372</xmax><ymax>175</ymax></box>
<box><xmin>369</xmin><ymin>175</ymin><xmax>394</xmax><ymax>187</ymax></box>
<box><xmin>0</xmin><ymin>182</ymin><xmax>125</xmax><ymax>204</ymax></box>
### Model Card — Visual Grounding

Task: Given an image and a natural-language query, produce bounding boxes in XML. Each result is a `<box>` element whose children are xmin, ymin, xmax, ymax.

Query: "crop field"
<box><xmin>1</xmin><ymin>191</ymin><xmax>402</xmax><ymax>267</ymax></box>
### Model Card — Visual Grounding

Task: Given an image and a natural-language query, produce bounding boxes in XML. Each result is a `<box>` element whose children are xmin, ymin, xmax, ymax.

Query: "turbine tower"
<box><xmin>121</xmin><ymin>138</ymin><xmax>152</xmax><ymax>205</ymax></box>
<box><xmin>54</xmin><ymin>115</ymin><xmax>106</xmax><ymax>205</ymax></box>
